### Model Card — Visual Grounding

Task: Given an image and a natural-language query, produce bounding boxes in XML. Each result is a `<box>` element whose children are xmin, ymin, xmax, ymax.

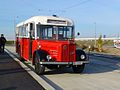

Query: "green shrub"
<box><xmin>97</xmin><ymin>35</ymin><xmax>103</xmax><ymax>52</ymax></box>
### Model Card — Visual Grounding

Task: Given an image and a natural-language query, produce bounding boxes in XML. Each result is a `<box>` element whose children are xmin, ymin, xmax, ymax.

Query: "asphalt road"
<box><xmin>0</xmin><ymin>51</ymin><xmax>44</xmax><ymax>90</ymax></box>
<box><xmin>4</xmin><ymin>46</ymin><xmax>120</xmax><ymax>90</ymax></box>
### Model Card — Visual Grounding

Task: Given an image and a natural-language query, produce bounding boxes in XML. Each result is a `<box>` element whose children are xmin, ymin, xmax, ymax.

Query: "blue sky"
<box><xmin>0</xmin><ymin>0</ymin><xmax>120</xmax><ymax>40</ymax></box>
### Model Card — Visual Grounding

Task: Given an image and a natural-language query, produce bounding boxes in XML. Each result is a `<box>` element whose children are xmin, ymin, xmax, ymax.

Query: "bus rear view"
<box><xmin>16</xmin><ymin>15</ymin><xmax>89</xmax><ymax>74</ymax></box>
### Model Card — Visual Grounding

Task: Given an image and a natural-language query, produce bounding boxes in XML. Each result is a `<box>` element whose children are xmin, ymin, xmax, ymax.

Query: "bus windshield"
<box><xmin>37</xmin><ymin>25</ymin><xmax>74</xmax><ymax>40</ymax></box>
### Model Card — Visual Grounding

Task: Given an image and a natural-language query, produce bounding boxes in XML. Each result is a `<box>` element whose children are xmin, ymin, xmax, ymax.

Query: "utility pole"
<box><xmin>94</xmin><ymin>22</ymin><xmax>96</xmax><ymax>47</ymax></box>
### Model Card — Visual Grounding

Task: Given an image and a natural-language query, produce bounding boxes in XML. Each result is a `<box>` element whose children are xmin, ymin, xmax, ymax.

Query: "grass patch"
<box><xmin>76</xmin><ymin>40</ymin><xmax>114</xmax><ymax>52</ymax></box>
<box><xmin>6</xmin><ymin>41</ymin><xmax>15</xmax><ymax>45</ymax></box>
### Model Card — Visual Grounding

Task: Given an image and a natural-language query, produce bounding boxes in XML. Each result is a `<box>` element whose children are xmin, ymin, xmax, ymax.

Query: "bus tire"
<box><xmin>72</xmin><ymin>64</ymin><xmax>85</xmax><ymax>73</ymax></box>
<box><xmin>73</xmin><ymin>49</ymin><xmax>86</xmax><ymax>73</ymax></box>
<box><xmin>34</xmin><ymin>54</ymin><xmax>45</xmax><ymax>75</ymax></box>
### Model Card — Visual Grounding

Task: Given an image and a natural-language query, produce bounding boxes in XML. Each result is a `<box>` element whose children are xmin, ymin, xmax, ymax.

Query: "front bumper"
<box><xmin>39</xmin><ymin>60</ymin><xmax>89</xmax><ymax>65</ymax></box>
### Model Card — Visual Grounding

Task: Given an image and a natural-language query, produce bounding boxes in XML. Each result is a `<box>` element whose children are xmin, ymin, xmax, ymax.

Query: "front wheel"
<box><xmin>34</xmin><ymin>54</ymin><xmax>45</xmax><ymax>75</ymax></box>
<box><xmin>72</xmin><ymin>64</ymin><xmax>85</xmax><ymax>73</ymax></box>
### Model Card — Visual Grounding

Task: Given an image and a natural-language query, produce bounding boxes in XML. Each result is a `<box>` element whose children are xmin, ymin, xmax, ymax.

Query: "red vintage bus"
<box><xmin>16</xmin><ymin>15</ymin><xmax>89</xmax><ymax>74</ymax></box>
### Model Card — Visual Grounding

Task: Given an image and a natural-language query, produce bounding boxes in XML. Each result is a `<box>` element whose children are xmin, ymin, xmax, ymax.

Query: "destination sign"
<box><xmin>47</xmin><ymin>19</ymin><xmax>66</xmax><ymax>24</ymax></box>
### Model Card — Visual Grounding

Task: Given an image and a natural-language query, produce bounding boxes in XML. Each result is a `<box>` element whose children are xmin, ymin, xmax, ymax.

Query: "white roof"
<box><xmin>16</xmin><ymin>16</ymin><xmax>74</xmax><ymax>27</ymax></box>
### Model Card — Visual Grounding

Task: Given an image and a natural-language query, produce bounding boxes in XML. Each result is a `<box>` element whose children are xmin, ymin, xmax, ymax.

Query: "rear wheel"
<box><xmin>18</xmin><ymin>46</ymin><xmax>24</xmax><ymax>61</ymax></box>
<box><xmin>72</xmin><ymin>64</ymin><xmax>85</xmax><ymax>73</ymax></box>
<box><xmin>34</xmin><ymin>54</ymin><xmax>45</xmax><ymax>75</ymax></box>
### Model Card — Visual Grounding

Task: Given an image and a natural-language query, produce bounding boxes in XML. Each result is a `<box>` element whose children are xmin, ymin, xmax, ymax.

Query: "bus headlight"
<box><xmin>37</xmin><ymin>42</ymin><xmax>41</xmax><ymax>49</ymax></box>
<box><xmin>46</xmin><ymin>55</ymin><xmax>52</xmax><ymax>60</ymax></box>
<box><xmin>80</xmin><ymin>55</ymin><xmax>85</xmax><ymax>60</ymax></box>
<box><xmin>37</xmin><ymin>45</ymin><xmax>41</xmax><ymax>49</ymax></box>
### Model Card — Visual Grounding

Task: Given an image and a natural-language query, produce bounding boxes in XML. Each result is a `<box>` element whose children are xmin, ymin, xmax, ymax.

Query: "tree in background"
<box><xmin>97</xmin><ymin>35</ymin><xmax>103</xmax><ymax>52</ymax></box>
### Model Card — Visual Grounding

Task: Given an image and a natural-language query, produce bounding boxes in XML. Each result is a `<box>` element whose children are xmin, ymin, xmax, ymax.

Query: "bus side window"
<box><xmin>30</xmin><ymin>23</ymin><xmax>35</xmax><ymax>37</ymax></box>
<box><xmin>23</xmin><ymin>26</ymin><xmax>26</xmax><ymax>36</ymax></box>
<box><xmin>30</xmin><ymin>23</ymin><xmax>34</xmax><ymax>30</ymax></box>
<box><xmin>25</xmin><ymin>24</ymin><xmax>29</xmax><ymax>37</ymax></box>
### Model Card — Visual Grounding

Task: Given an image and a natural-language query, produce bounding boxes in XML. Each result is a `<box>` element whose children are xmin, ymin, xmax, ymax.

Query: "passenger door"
<box><xmin>29</xmin><ymin>23</ymin><xmax>35</xmax><ymax>60</ymax></box>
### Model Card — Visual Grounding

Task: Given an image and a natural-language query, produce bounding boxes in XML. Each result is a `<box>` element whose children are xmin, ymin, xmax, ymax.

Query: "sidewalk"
<box><xmin>0</xmin><ymin>52</ymin><xmax>44</xmax><ymax>90</ymax></box>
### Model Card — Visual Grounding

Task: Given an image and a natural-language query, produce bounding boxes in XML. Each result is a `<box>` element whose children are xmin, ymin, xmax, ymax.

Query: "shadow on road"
<box><xmin>0</xmin><ymin>52</ymin><xmax>30</xmax><ymax>76</ymax></box>
<box><xmin>0</xmin><ymin>67</ymin><xmax>30</xmax><ymax>76</ymax></box>
<box><xmin>0</xmin><ymin>52</ymin><xmax>9</xmax><ymax>59</ymax></box>
<box><xmin>43</xmin><ymin>62</ymin><xmax>120</xmax><ymax>75</ymax></box>
<box><xmin>1</xmin><ymin>87</ymin><xmax>17</xmax><ymax>90</ymax></box>
<box><xmin>85</xmin><ymin>64</ymin><xmax>120</xmax><ymax>74</ymax></box>
<box><xmin>43</xmin><ymin>57</ymin><xmax>120</xmax><ymax>75</ymax></box>
<box><xmin>0</xmin><ymin>51</ymin><xmax>45</xmax><ymax>90</ymax></box>
<box><xmin>44</xmin><ymin>68</ymin><xmax>74</xmax><ymax>75</ymax></box>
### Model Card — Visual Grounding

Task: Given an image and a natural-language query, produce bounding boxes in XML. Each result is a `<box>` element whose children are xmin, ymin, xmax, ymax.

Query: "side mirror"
<box><xmin>77</xmin><ymin>32</ymin><xmax>80</xmax><ymax>36</ymax></box>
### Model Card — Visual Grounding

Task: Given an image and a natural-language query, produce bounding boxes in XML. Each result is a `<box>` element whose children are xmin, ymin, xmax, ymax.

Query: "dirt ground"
<box><xmin>103</xmin><ymin>46</ymin><xmax>120</xmax><ymax>56</ymax></box>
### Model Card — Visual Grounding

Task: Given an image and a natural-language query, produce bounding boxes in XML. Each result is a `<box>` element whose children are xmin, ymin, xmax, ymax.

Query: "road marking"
<box><xmin>5</xmin><ymin>50</ymin><xmax>55</xmax><ymax>90</ymax></box>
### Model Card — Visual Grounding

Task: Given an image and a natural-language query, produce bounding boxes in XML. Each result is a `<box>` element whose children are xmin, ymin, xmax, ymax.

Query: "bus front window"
<box><xmin>58</xmin><ymin>26</ymin><xmax>74</xmax><ymax>40</ymax></box>
<box><xmin>37</xmin><ymin>25</ymin><xmax>74</xmax><ymax>40</ymax></box>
